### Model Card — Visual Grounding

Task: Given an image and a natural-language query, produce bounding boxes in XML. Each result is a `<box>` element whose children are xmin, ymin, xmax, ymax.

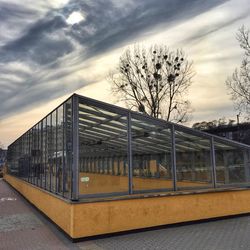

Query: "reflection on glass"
<box><xmin>57</xmin><ymin>105</ymin><xmax>64</xmax><ymax>194</ymax></box>
<box><xmin>42</xmin><ymin>118</ymin><xmax>47</xmax><ymax>189</ymax></box>
<box><xmin>65</xmin><ymin>100</ymin><xmax>73</xmax><ymax>198</ymax></box>
<box><xmin>28</xmin><ymin>130</ymin><xmax>32</xmax><ymax>182</ymax></box>
<box><xmin>37</xmin><ymin>122</ymin><xmax>42</xmax><ymax>188</ymax></box>
<box><xmin>46</xmin><ymin>114</ymin><xmax>52</xmax><ymax>191</ymax></box>
<box><xmin>6</xmin><ymin>98</ymin><xmax>72</xmax><ymax>198</ymax></box>
<box><xmin>175</xmin><ymin>130</ymin><xmax>212</xmax><ymax>190</ymax></box>
<box><xmin>31</xmin><ymin>125</ymin><xmax>38</xmax><ymax>185</ymax></box>
<box><xmin>50</xmin><ymin>111</ymin><xmax>57</xmax><ymax>193</ymax></box>
<box><xmin>78</xmin><ymin>101</ymin><xmax>128</xmax><ymax>195</ymax></box>
<box><xmin>214</xmin><ymin>140</ymin><xmax>250</xmax><ymax>185</ymax></box>
<box><xmin>131</xmin><ymin>117</ymin><xmax>172</xmax><ymax>192</ymax></box>
<box><xmin>6</xmin><ymin>94</ymin><xmax>250</xmax><ymax>201</ymax></box>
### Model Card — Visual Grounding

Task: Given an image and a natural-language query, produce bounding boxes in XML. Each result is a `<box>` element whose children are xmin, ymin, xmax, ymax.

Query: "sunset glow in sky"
<box><xmin>0</xmin><ymin>0</ymin><xmax>250</xmax><ymax>148</ymax></box>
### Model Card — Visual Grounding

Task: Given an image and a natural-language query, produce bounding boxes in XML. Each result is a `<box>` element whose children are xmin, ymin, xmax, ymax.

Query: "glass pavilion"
<box><xmin>7</xmin><ymin>94</ymin><xmax>250</xmax><ymax>201</ymax></box>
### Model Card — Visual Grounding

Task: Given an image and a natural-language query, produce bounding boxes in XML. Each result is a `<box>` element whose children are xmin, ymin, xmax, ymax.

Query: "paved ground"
<box><xmin>1</xmin><ymin>178</ymin><xmax>250</xmax><ymax>250</ymax></box>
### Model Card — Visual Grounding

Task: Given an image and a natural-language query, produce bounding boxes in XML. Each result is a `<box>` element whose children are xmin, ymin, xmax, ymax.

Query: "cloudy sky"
<box><xmin>0</xmin><ymin>0</ymin><xmax>250</xmax><ymax>148</ymax></box>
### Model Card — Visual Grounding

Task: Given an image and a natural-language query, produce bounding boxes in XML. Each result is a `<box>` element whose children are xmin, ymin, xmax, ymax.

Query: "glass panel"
<box><xmin>42</xmin><ymin>118</ymin><xmax>47</xmax><ymax>189</ymax></box>
<box><xmin>175</xmin><ymin>129</ymin><xmax>213</xmax><ymax>190</ymax></box>
<box><xmin>31</xmin><ymin>126</ymin><xmax>37</xmax><ymax>185</ymax></box>
<box><xmin>214</xmin><ymin>140</ymin><xmax>250</xmax><ymax>186</ymax></box>
<box><xmin>47</xmin><ymin>114</ymin><xmax>52</xmax><ymax>191</ymax></box>
<box><xmin>78</xmin><ymin>101</ymin><xmax>128</xmax><ymax>196</ymax></box>
<box><xmin>32</xmin><ymin>126</ymin><xmax>36</xmax><ymax>185</ymax></box>
<box><xmin>26</xmin><ymin>132</ymin><xmax>29</xmax><ymax>181</ymax></box>
<box><xmin>26</xmin><ymin>132</ymin><xmax>30</xmax><ymax>181</ymax></box>
<box><xmin>35</xmin><ymin>124</ymin><xmax>40</xmax><ymax>186</ymax></box>
<box><xmin>131</xmin><ymin>117</ymin><xmax>172</xmax><ymax>192</ymax></box>
<box><xmin>64</xmin><ymin>99</ymin><xmax>73</xmax><ymax>198</ymax></box>
<box><xmin>16</xmin><ymin>139</ymin><xmax>21</xmax><ymax>178</ymax></box>
<box><xmin>23</xmin><ymin>133</ymin><xmax>29</xmax><ymax>181</ymax></box>
<box><xmin>51</xmin><ymin>110</ymin><xmax>57</xmax><ymax>193</ymax></box>
<box><xmin>28</xmin><ymin>129</ymin><xmax>32</xmax><ymax>183</ymax></box>
<box><xmin>5</xmin><ymin>98</ymin><xmax>69</xmax><ymax>199</ymax></box>
<box><xmin>18</xmin><ymin>135</ymin><xmax>26</xmax><ymax>180</ymax></box>
<box><xmin>7</xmin><ymin>95</ymin><xmax>250</xmax><ymax>201</ymax></box>
<box><xmin>37</xmin><ymin>122</ymin><xmax>42</xmax><ymax>187</ymax></box>
<box><xmin>57</xmin><ymin>105</ymin><xmax>64</xmax><ymax>194</ymax></box>
<box><xmin>6</xmin><ymin>145</ymin><xmax>13</xmax><ymax>175</ymax></box>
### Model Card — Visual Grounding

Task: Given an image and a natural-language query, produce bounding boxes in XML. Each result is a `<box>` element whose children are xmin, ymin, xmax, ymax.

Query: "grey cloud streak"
<box><xmin>179</xmin><ymin>10</ymin><xmax>250</xmax><ymax>47</ymax></box>
<box><xmin>0</xmin><ymin>0</ymin><xmax>229</xmax><ymax>119</ymax></box>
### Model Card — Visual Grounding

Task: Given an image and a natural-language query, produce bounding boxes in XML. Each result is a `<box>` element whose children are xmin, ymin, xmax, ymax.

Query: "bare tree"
<box><xmin>109</xmin><ymin>45</ymin><xmax>194</xmax><ymax>123</ymax></box>
<box><xmin>226</xmin><ymin>25</ymin><xmax>250</xmax><ymax>115</ymax></box>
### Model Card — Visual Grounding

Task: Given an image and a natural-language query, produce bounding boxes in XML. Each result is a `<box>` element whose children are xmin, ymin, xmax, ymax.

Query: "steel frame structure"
<box><xmin>7</xmin><ymin>94</ymin><xmax>250</xmax><ymax>201</ymax></box>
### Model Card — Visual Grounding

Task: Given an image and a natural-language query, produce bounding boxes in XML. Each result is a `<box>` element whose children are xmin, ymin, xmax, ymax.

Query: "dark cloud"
<box><xmin>0</xmin><ymin>0</ymin><xmax>230</xmax><ymax>119</ymax></box>
<box><xmin>63</xmin><ymin>0</ymin><xmax>230</xmax><ymax>57</ymax></box>
<box><xmin>0</xmin><ymin>15</ymin><xmax>73</xmax><ymax>64</ymax></box>
<box><xmin>0</xmin><ymin>2</ymin><xmax>41</xmax><ymax>47</ymax></box>
<box><xmin>0</xmin><ymin>3</ymin><xmax>32</xmax><ymax>21</ymax></box>
<box><xmin>0</xmin><ymin>0</ymin><xmax>230</xmax><ymax>64</ymax></box>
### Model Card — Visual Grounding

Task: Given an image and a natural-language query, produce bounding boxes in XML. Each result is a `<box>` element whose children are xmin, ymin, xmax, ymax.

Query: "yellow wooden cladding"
<box><xmin>5</xmin><ymin>174</ymin><xmax>250</xmax><ymax>239</ymax></box>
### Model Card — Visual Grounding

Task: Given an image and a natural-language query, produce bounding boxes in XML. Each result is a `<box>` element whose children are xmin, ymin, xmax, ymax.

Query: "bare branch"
<box><xmin>226</xmin><ymin>25</ymin><xmax>250</xmax><ymax>116</ymax></box>
<box><xmin>108</xmin><ymin>44</ymin><xmax>194</xmax><ymax>123</ymax></box>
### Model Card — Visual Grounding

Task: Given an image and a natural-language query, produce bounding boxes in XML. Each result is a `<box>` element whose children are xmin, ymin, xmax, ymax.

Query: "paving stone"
<box><xmin>0</xmin><ymin>213</ymin><xmax>42</xmax><ymax>232</ymax></box>
<box><xmin>77</xmin><ymin>241</ymin><xmax>104</xmax><ymax>250</ymax></box>
<box><xmin>0</xmin><ymin>179</ymin><xmax>73</xmax><ymax>250</ymax></box>
<box><xmin>91</xmin><ymin>216</ymin><xmax>250</xmax><ymax>250</ymax></box>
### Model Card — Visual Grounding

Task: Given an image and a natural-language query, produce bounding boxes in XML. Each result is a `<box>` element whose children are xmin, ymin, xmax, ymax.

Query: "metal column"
<box><xmin>244</xmin><ymin>150</ymin><xmax>250</xmax><ymax>182</ymax></box>
<box><xmin>171</xmin><ymin>124</ymin><xmax>177</xmax><ymax>191</ymax></box>
<box><xmin>210</xmin><ymin>137</ymin><xmax>217</xmax><ymax>188</ymax></box>
<box><xmin>72</xmin><ymin>95</ymin><xmax>79</xmax><ymax>201</ymax></box>
<box><xmin>127</xmin><ymin>112</ymin><xmax>133</xmax><ymax>194</ymax></box>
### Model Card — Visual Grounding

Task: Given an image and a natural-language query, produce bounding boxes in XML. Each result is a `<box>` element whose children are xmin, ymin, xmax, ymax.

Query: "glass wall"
<box><xmin>6</xmin><ymin>94</ymin><xmax>250</xmax><ymax>201</ymax></box>
<box><xmin>175</xmin><ymin>129</ymin><xmax>213</xmax><ymax>190</ymax></box>
<box><xmin>7</xmin><ymin>99</ymin><xmax>73</xmax><ymax>199</ymax></box>
<box><xmin>57</xmin><ymin>105</ymin><xmax>64</xmax><ymax>195</ymax></box>
<box><xmin>48</xmin><ymin>114</ymin><xmax>53</xmax><ymax>191</ymax></box>
<box><xmin>64</xmin><ymin>99</ymin><xmax>73</xmax><ymax>198</ymax></box>
<box><xmin>42</xmin><ymin>117</ymin><xmax>47</xmax><ymax>189</ymax></box>
<box><xmin>214</xmin><ymin>139</ymin><xmax>250</xmax><ymax>186</ymax></box>
<box><xmin>78</xmin><ymin>99</ymin><xmax>128</xmax><ymax>196</ymax></box>
<box><xmin>51</xmin><ymin>110</ymin><xmax>57</xmax><ymax>193</ymax></box>
<box><xmin>131</xmin><ymin>115</ymin><xmax>172</xmax><ymax>193</ymax></box>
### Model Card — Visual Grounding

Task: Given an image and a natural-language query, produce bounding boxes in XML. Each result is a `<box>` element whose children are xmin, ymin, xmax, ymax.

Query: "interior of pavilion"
<box><xmin>6</xmin><ymin>95</ymin><xmax>250</xmax><ymax>200</ymax></box>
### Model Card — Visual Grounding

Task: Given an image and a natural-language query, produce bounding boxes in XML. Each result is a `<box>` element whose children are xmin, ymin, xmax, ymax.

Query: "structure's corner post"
<box><xmin>171</xmin><ymin>124</ymin><xmax>177</xmax><ymax>191</ymax></box>
<box><xmin>72</xmin><ymin>95</ymin><xmax>79</xmax><ymax>201</ymax></box>
<box><xmin>127</xmin><ymin>112</ymin><xmax>133</xmax><ymax>195</ymax></box>
<box><xmin>210</xmin><ymin>137</ymin><xmax>217</xmax><ymax>188</ymax></box>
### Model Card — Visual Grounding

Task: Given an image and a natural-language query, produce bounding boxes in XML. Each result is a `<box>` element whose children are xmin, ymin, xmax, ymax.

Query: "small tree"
<box><xmin>109</xmin><ymin>45</ymin><xmax>194</xmax><ymax>123</ymax></box>
<box><xmin>226</xmin><ymin>25</ymin><xmax>250</xmax><ymax>115</ymax></box>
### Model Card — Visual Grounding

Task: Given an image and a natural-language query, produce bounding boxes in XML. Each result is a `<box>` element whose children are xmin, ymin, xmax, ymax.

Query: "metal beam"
<box><xmin>72</xmin><ymin>95</ymin><xmax>79</xmax><ymax>201</ymax></box>
<box><xmin>128</xmin><ymin>112</ymin><xmax>133</xmax><ymax>195</ymax></box>
<box><xmin>171</xmin><ymin>124</ymin><xmax>177</xmax><ymax>191</ymax></box>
